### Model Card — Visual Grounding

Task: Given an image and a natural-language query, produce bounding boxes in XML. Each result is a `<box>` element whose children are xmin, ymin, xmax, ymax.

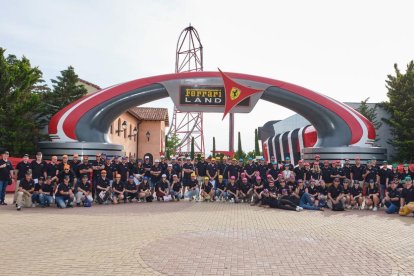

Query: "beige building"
<box><xmin>78</xmin><ymin>79</ymin><xmax>169</xmax><ymax>160</ymax></box>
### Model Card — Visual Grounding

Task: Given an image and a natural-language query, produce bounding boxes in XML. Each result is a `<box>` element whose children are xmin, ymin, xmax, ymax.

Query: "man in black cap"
<box><xmin>0</xmin><ymin>151</ymin><xmax>14</xmax><ymax>205</ymax></box>
<box><xmin>378</xmin><ymin>161</ymin><xmax>391</xmax><ymax>203</ymax></box>
<box><xmin>55</xmin><ymin>175</ymin><xmax>74</xmax><ymax>208</ymax></box>
<box><xmin>39</xmin><ymin>176</ymin><xmax>54</xmax><ymax>207</ymax></box>
<box><xmin>14</xmin><ymin>154</ymin><xmax>31</xmax><ymax>204</ymax></box>
<box><xmin>327</xmin><ymin>177</ymin><xmax>344</xmax><ymax>210</ymax></box>
<box><xmin>16</xmin><ymin>170</ymin><xmax>35</xmax><ymax>211</ymax></box>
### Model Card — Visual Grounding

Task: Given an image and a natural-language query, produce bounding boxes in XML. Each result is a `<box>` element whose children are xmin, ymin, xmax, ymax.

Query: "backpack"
<box><xmin>83</xmin><ymin>198</ymin><xmax>92</xmax><ymax>207</ymax></box>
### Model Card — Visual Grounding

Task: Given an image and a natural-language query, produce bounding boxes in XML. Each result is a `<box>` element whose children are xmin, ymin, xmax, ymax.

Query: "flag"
<box><xmin>219</xmin><ymin>68</ymin><xmax>262</xmax><ymax>119</ymax></box>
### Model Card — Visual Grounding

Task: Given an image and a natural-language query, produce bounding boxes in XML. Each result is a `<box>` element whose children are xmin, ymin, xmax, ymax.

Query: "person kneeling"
<box><xmin>226</xmin><ymin>176</ymin><xmax>240</xmax><ymax>203</ymax></box>
<box><xmin>200</xmin><ymin>177</ymin><xmax>215</xmax><ymax>201</ymax></box>
<box><xmin>399</xmin><ymin>177</ymin><xmax>414</xmax><ymax>216</ymax></box>
<box><xmin>76</xmin><ymin>175</ymin><xmax>93</xmax><ymax>207</ymax></box>
<box><xmin>365</xmin><ymin>180</ymin><xmax>380</xmax><ymax>211</ymax></box>
<box><xmin>384</xmin><ymin>181</ymin><xmax>400</xmax><ymax>214</ymax></box>
<box><xmin>39</xmin><ymin>176</ymin><xmax>54</xmax><ymax>208</ymax></box>
<box><xmin>155</xmin><ymin>174</ymin><xmax>170</xmax><ymax>201</ymax></box>
<box><xmin>112</xmin><ymin>174</ymin><xmax>125</xmax><ymax>204</ymax></box>
<box><xmin>138</xmin><ymin>177</ymin><xmax>153</xmax><ymax>202</ymax></box>
<box><xmin>16</xmin><ymin>171</ymin><xmax>36</xmax><ymax>211</ymax></box>
<box><xmin>124</xmin><ymin>176</ymin><xmax>138</xmax><ymax>203</ymax></box>
<box><xmin>170</xmin><ymin>174</ymin><xmax>182</xmax><ymax>201</ymax></box>
<box><xmin>327</xmin><ymin>178</ymin><xmax>344</xmax><ymax>211</ymax></box>
<box><xmin>55</xmin><ymin>176</ymin><xmax>74</xmax><ymax>208</ymax></box>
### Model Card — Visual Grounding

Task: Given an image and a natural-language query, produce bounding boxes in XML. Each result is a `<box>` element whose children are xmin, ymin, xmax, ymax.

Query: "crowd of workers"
<box><xmin>0</xmin><ymin>151</ymin><xmax>413</xmax><ymax>216</ymax></box>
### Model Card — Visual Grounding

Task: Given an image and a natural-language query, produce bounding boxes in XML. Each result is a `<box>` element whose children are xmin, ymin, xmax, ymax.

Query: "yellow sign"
<box><xmin>230</xmin><ymin>87</ymin><xmax>241</xmax><ymax>101</ymax></box>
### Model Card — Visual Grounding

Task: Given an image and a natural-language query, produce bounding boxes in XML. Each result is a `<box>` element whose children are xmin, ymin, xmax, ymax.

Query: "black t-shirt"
<box><xmin>126</xmin><ymin>181</ymin><xmax>137</xmax><ymax>192</ymax></box>
<box><xmin>351</xmin><ymin>165</ymin><xmax>365</xmax><ymax>181</ymax></box>
<box><xmin>30</xmin><ymin>160</ymin><xmax>47</xmax><ymax>179</ymax></box>
<box><xmin>253</xmin><ymin>181</ymin><xmax>264</xmax><ymax>193</ymax></box>
<box><xmin>78</xmin><ymin>181</ymin><xmax>91</xmax><ymax>192</ymax></box>
<box><xmin>77</xmin><ymin>162</ymin><xmax>91</xmax><ymax>179</ymax></box>
<box><xmin>343</xmin><ymin>186</ymin><xmax>350</xmax><ymax>195</ymax></box>
<box><xmin>317</xmin><ymin>186</ymin><xmax>328</xmax><ymax>196</ymax></box>
<box><xmin>196</xmin><ymin>161</ymin><xmax>208</xmax><ymax>177</ymax></box>
<box><xmin>188</xmin><ymin>179</ymin><xmax>198</xmax><ymax>189</ymax></box>
<box><xmin>277</xmin><ymin>185</ymin><xmax>290</xmax><ymax>196</ymax></box>
<box><xmin>117</xmin><ymin>163</ymin><xmax>130</xmax><ymax>182</ymax></box>
<box><xmin>216</xmin><ymin>180</ymin><xmax>226</xmax><ymax>190</ymax></box>
<box><xmin>112</xmin><ymin>180</ymin><xmax>124</xmax><ymax>192</ymax></box>
<box><xmin>20</xmin><ymin>178</ymin><xmax>35</xmax><ymax>191</ymax></box>
<box><xmin>150</xmin><ymin>165</ymin><xmax>162</xmax><ymax>183</ymax></box>
<box><xmin>227</xmin><ymin>182</ymin><xmax>239</xmax><ymax>193</ymax></box>
<box><xmin>57</xmin><ymin>170</ymin><xmax>76</xmax><ymax>183</ymax></box>
<box><xmin>0</xmin><ymin>159</ymin><xmax>13</xmax><ymax>181</ymax></box>
<box><xmin>96</xmin><ymin>177</ymin><xmax>110</xmax><ymax>190</ymax></box>
<box><xmin>201</xmin><ymin>182</ymin><xmax>213</xmax><ymax>193</ymax></box>
<box><xmin>69</xmin><ymin>160</ymin><xmax>82</xmax><ymax>178</ymax></box>
<box><xmin>351</xmin><ymin>186</ymin><xmax>362</xmax><ymax>197</ymax></box>
<box><xmin>182</xmin><ymin>163</ymin><xmax>195</xmax><ymax>180</ymax></box>
<box><xmin>268</xmin><ymin>168</ymin><xmax>279</xmax><ymax>179</ymax></box>
<box><xmin>172</xmin><ymin>163</ymin><xmax>181</xmax><ymax>175</ymax></box>
<box><xmin>387</xmin><ymin>187</ymin><xmax>400</xmax><ymax>206</ymax></box>
<box><xmin>307</xmin><ymin>185</ymin><xmax>318</xmax><ymax>196</ymax></box>
<box><xmin>401</xmin><ymin>186</ymin><xmax>414</xmax><ymax>204</ymax></box>
<box><xmin>227</xmin><ymin>165</ymin><xmax>239</xmax><ymax>178</ymax></box>
<box><xmin>367</xmin><ymin>186</ymin><xmax>379</xmax><ymax>195</ymax></box>
<box><xmin>321</xmin><ymin>166</ymin><xmax>333</xmax><ymax>183</ymax></box>
<box><xmin>328</xmin><ymin>185</ymin><xmax>343</xmax><ymax>199</ymax></box>
<box><xmin>207</xmin><ymin>163</ymin><xmax>218</xmax><ymax>178</ymax></box>
<box><xmin>343</xmin><ymin>165</ymin><xmax>352</xmax><ymax>179</ymax></box>
<box><xmin>378</xmin><ymin>168</ymin><xmax>391</xmax><ymax>185</ymax></box>
<box><xmin>104</xmin><ymin>162</ymin><xmax>117</xmax><ymax>180</ymax></box>
<box><xmin>139</xmin><ymin>181</ymin><xmax>150</xmax><ymax>192</ymax></box>
<box><xmin>364</xmin><ymin>166</ymin><xmax>378</xmax><ymax>182</ymax></box>
<box><xmin>143</xmin><ymin>162</ymin><xmax>152</xmax><ymax>177</ymax></box>
<box><xmin>92</xmin><ymin>160</ymin><xmax>104</xmax><ymax>178</ymax></box>
<box><xmin>244</xmin><ymin>163</ymin><xmax>257</xmax><ymax>175</ymax></box>
<box><xmin>239</xmin><ymin>182</ymin><xmax>251</xmax><ymax>193</ymax></box>
<box><xmin>171</xmin><ymin>181</ymin><xmax>182</xmax><ymax>192</ymax></box>
<box><xmin>401</xmin><ymin>170</ymin><xmax>413</xmax><ymax>180</ymax></box>
<box><xmin>219</xmin><ymin>163</ymin><xmax>229</xmax><ymax>180</ymax></box>
<box><xmin>56</xmin><ymin>183</ymin><xmax>70</xmax><ymax>197</ymax></box>
<box><xmin>157</xmin><ymin>180</ymin><xmax>169</xmax><ymax>192</ymax></box>
<box><xmin>40</xmin><ymin>183</ymin><xmax>53</xmax><ymax>195</ymax></box>
<box><xmin>16</xmin><ymin>161</ymin><xmax>31</xmax><ymax>180</ymax></box>
<box><xmin>294</xmin><ymin>166</ymin><xmax>305</xmax><ymax>180</ymax></box>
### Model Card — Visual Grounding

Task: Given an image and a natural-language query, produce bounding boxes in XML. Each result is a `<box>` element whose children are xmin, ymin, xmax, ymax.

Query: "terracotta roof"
<box><xmin>128</xmin><ymin>107</ymin><xmax>169</xmax><ymax>127</ymax></box>
<box><xmin>78</xmin><ymin>78</ymin><xmax>101</xmax><ymax>90</ymax></box>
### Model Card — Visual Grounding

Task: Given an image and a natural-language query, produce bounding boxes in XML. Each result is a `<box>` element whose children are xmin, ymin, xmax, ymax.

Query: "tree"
<box><xmin>165</xmin><ymin>134</ymin><xmax>180</xmax><ymax>157</ymax></box>
<box><xmin>43</xmin><ymin>66</ymin><xmax>87</xmax><ymax>117</ymax></box>
<box><xmin>190</xmin><ymin>136</ymin><xmax>195</xmax><ymax>160</ymax></box>
<box><xmin>357</xmin><ymin>98</ymin><xmax>382</xmax><ymax>142</ymax></box>
<box><xmin>234</xmin><ymin>132</ymin><xmax>246</xmax><ymax>160</ymax></box>
<box><xmin>165</xmin><ymin>135</ymin><xmax>170</xmax><ymax>159</ymax></box>
<box><xmin>254</xmin><ymin>128</ymin><xmax>261</xmax><ymax>155</ymax></box>
<box><xmin>0</xmin><ymin>48</ymin><xmax>49</xmax><ymax>155</ymax></box>
<box><xmin>381</xmin><ymin>61</ymin><xmax>414</xmax><ymax>162</ymax></box>
<box><xmin>212</xmin><ymin>137</ymin><xmax>216</xmax><ymax>157</ymax></box>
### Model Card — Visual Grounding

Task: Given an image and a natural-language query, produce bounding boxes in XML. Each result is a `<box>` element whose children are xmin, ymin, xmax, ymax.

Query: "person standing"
<box><xmin>378</xmin><ymin>161</ymin><xmax>391</xmax><ymax>202</ymax></box>
<box><xmin>196</xmin><ymin>155</ymin><xmax>208</xmax><ymax>184</ymax></box>
<box><xmin>0</xmin><ymin>151</ymin><xmax>14</xmax><ymax>205</ymax></box>
<box><xmin>30</xmin><ymin>152</ymin><xmax>47</xmax><ymax>187</ymax></box>
<box><xmin>182</xmin><ymin>157</ymin><xmax>195</xmax><ymax>199</ymax></box>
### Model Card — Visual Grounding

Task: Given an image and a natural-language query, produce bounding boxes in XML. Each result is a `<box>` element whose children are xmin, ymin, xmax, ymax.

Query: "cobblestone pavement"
<box><xmin>0</xmin><ymin>195</ymin><xmax>413</xmax><ymax>276</ymax></box>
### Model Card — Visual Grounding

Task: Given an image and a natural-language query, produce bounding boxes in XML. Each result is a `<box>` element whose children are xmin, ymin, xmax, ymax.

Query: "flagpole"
<box><xmin>229</xmin><ymin>113</ymin><xmax>234</xmax><ymax>153</ymax></box>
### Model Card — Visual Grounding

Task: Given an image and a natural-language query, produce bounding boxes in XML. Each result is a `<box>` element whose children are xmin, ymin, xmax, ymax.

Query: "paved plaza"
<box><xmin>0</xmin><ymin>195</ymin><xmax>413</xmax><ymax>276</ymax></box>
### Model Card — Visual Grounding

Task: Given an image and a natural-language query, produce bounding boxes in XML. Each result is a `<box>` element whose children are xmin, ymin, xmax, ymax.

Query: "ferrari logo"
<box><xmin>230</xmin><ymin>87</ymin><xmax>241</xmax><ymax>100</ymax></box>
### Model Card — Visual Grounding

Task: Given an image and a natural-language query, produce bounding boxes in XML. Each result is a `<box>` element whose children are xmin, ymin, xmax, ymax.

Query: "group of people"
<box><xmin>0</xmin><ymin>150</ymin><xmax>413</xmax><ymax>216</ymax></box>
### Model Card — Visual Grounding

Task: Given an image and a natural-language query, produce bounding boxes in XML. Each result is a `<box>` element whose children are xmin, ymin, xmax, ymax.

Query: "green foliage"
<box><xmin>190</xmin><ymin>136</ymin><xmax>195</xmax><ymax>160</ymax></box>
<box><xmin>234</xmin><ymin>132</ymin><xmax>246</xmax><ymax>160</ymax></box>
<box><xmin>357</xmin><ymin>97</ymin><xmax>382</xmax><ymax>142</ymax></box>
<box><xmin>212</xmin><ymin>136</ymin><xmax>216</xmax><ymax>157</ymax></box>
<box><xmin>165</xmin><ymin>134</ymin><xmax>180</xmax><ymax>157</ymax></box>
<box><xmin>0</xmin><ymin>48</ymin><xmax>49</xmax><ymax>155</ymax></box>
<box><xmin>43</xmin><ymin>66</ymin><xmax>87</xmax><ymax>117</ymax></box>
<box><xmin>382</xmin><ymin>61</ymin><xmax>414</xmax><ymax>162</ymax></box>
<box><xmin>254</xmin><ymin>128</ymin><xmax>260</xmax><ymax>155</ymax></box>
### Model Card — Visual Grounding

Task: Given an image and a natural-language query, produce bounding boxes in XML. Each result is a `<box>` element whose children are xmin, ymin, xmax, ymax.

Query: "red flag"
<box><xmin>219</xmin><ymin>69</ymin><xmax>262</xmax><ymax>119</ymax></box>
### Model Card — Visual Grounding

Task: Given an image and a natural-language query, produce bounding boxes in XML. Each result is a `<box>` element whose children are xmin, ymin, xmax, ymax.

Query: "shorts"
<box><xmin>182</xmin><ymin>179</ymin><xmax>191</xmax><ymax>187</ymax></box>
<box><xmin>399</xmin><ymin>202</ymin><xmax>414</xmax><ymax>216</ymax></box>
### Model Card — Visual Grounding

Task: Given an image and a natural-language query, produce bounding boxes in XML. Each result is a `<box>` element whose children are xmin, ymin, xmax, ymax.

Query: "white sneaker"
<box><xmin>369</xmin><ymin>206</ymin><xmax>373</xmax><ymax>210</ymax></box>
<box><xmin>31</xmin><ymin>204</ymin><xmax>36</xmax><ymax>208</ymax></box>
<box><xmin>17</xmin><ymin>206</ymin><xmax>21</xmax><ymax>211</ymax></box>
<box><xmin>347</xmin><ymin>205</ymin><xmax>352</xmax><ymax>209</ymax></box>
<box><xmin>373</xmin><ymin>206</ymin><xmax>378</xmax><ymax>211</ymax></box>
<box><xmin>296</xmin><ymin>206</ymin><xmax>302</xmax><ymax>212</ymax></box>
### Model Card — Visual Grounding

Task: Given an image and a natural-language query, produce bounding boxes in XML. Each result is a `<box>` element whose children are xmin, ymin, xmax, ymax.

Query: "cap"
<box><xmin>218</xmin><ymin>175</ymin><xmax>223</xmax><ymax>179</ymax></box>
<box><xmin>62</xmin><ymin>154</ymin><xmax>68</xmax><ymax>158</ymax></box>
<box><xmin>248</xmin><ymin>157</ymin><xmax>252</xmax><ymax>161</ymax></box>
<box><xmin>173</xmin><ymin>174</ymin><xmax>178</xmax><ymax>177</ymax></box>
<box><xmin>36</xmin><ymin>152</ymin><xmax>42</xmax><ymax>156</ymax></box>
<box><xmin>284</xmin><ymin>164</ymin><xmax>289</xmax><ymax>167</ymax></box>
<box><xmin>39</xmin><ymin>176</ymin><xmax>44</xmax><ymax>180</ymax></box>
<box><xmin>261</xmin><ymin>157</ymin><xmax>265</xmax><ymax>161</ymax></box>
<box><xmin>404</xmin><ymin>163</ymin><xmax>409</xmax><ymax>167</ymax></box>
<box><xmin>63</xmin><ymin>175</ymin><xmax>70</xmax><ymax>180</ymax></box>
<box><xmin>304</xmin><ymin>162</ymin><xmax>310</xmax><ymax>166</ymax></box>
<box><xmin>211</xmin><ymin>158</ymin><xmax>216</xmax><ymax>161</ymax></box>
<box><xmin>160</xmin><ymin>155</ymin><xmax>165</xmax><ymax>158</ymax></box>
<box><xmin>285</xmin><ymin>157</ymin><xmax>290</xmax><ymax>160</ymax></box>
<box><xmin>172</xmin><ymin>157</ymin><xmax>176</xmax><ymax>160</ymax></box>
<box><xmin>186</xmin><ymin>157</ymin><xmax>191</xmax><ymax>160</ymax></box>
<box><xmin>122</xmin><ymin>156</ymin><xmax>127</xmax><ymax>160</ymax></box>
<box><xmin>392</xmin><ymin>163</ymin><xmax>398</xmax><ymax>168</ymax></box>
<box><xmin>405</xmin><ymin>176</ymin><xmax>412</xmax><ymax>181</ymax></box>
<box><xmin>168</xmin><ymin>164</ymin><xmax>172</xmax><ymax>167</ymax></box>
<box><xmin>334</xmin><ymin>177</ymin><xmax>340</xmax><ymax>182</ymax></box>
<box><xmin>162</xmin><ymin>174</ymin><xmax>167</xmax><ymax>178</ymax></box>
<box><xmin>298</xmin><ymin>159</ymin><xmax>303</xmax><ymax>163</ymax></box>
<box><xmin>154</xmin><ymin>159</ymin><xmax>160</xmax><ymax>163</ymax></box>
<box><xmin>129</xmin><ymin>175</ymin><xmax>135</xmax><ymax>179</ymax></box>
<box><xmin>46</xmin><ymin>176</ymin><xmax>52</xmax><ymax>180</ymax></box>
<box><xmin>230</xmin><ymin>176</ymin><xmax>236</xmax><ymax>180</ymax></box>
<box><xmin>297</xmin><ymin>179</ymin><xmax>303</xmax><ymax>183</ymax></box>
<box><xmin>144</xmin><ymin>156</ymin><xmax>149</xmax><ymax>159</ymax></box>
<box><xmin>136</xmin><ymin>174</ymin><xmax>142</xmax><ymax>178</ymax></box>
<box><xmin>383</xmin><ymin>160</ymin><xmax>388</xmax><ymax>164</ymax></box>
<box><xmin>3</xmin><ymin>151</ymin><xmax>9</xmax><ymax>155</ymax></box>
<box><xmin>232</xmin><ymin>158</ymin><xmax>237</xmax><ymax>161</ymax></box>
<box><xmin>369</xmin><ymin>179</ymin><xmax>375</xmax><ymax>183</ymax></box>
<box><xmin>191</xmin><ymin>172</ymin><xmax>196</xmax><ymax>177</ymax></box>
<box><xmin>267</xmin><ymin>174</ymin><xmax>272</xmax><ymax>178</ymax></box>
<box><xmin>223</xmin><ymin>156</ymin><xmax>228</xmax><ymax>160</ymax></box>
<box><xmin>239</xmin><ymin>158</ymin><xmax>243</xmax><ymax>162</ymax></box>
<box><xmin>82</xmin><ymin>175</ymin><xmax>88</xmax><ymax>179</ymax></box>
<box><xmin>143</xmin><ymin>176</ymin><xmax>149</xmax><ymax>180</ymax></box>
<box><xmin>313</xmin><ymin>161</ymin><xmax>319</xmax><ymax>165</ymax></box>
<box><xmin>106</xmin><ymin>156</ymin><xmax>111</xmax><ymax>160</ymax></box>
<box><xmin>204</xmin><ymin>176</ymin><xmax>209</xmax><ymax>180</ymax></box>
<box><xmin>23</xmin><ymin>154</ymin><xmax>29</xmax><ymax>158</ymax></box>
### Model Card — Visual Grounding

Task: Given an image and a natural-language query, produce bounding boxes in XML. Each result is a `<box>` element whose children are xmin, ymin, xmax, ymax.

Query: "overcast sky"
<box><xmin>1</xmin><ymin>0</ymin><xmax>413</xmax><ymax>155</ymax></box>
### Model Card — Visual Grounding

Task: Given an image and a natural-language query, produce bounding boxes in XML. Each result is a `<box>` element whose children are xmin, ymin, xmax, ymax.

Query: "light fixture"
<box><xmin>116</xmin><ymin>121</ymin><xmax>127</xmax><ymax>134</ymax></box>
<box><xmin>128</xmin><ymin>126</ymin><xmax>138</xmax><ymax>138</ymax></box>
<box><xmin>146</xmin><ymin>131</ymin><xmax>150</xmax><ymax>141</ymax></box>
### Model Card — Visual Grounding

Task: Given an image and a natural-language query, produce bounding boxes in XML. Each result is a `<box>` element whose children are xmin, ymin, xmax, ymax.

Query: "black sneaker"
<box><xmin>17</xmin><ymin>206</ymin><xmax>21</xmax><ymax>211</ymax></box>
<box><xmin>1</xmin><ymin>202</ymin><xmax>7</xmax><ymax>206</ymax></box>
<box><xmin>77</xmin><ymin>203</ymin><xmax>81</xmax><ymax>207</ymax></box>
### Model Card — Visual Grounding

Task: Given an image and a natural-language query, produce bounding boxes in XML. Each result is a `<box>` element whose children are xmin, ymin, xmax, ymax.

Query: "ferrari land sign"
<box><xmin>179</xmin><ymin>85</ymin><xmax>249</xmax><ymax>106</ymax></box>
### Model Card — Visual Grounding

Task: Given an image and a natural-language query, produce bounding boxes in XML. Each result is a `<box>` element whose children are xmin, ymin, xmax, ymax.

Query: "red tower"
<box><xmin>168</xmin><ymin>25</ymin><xmax>205</xmax><ymax>155</ymax></box>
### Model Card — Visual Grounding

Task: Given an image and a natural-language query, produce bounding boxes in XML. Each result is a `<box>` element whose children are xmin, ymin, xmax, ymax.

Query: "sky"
<box><xmin>1</xmin><ymin>0</ymin><xmax>413</xmax><ymax>154</ymax></box>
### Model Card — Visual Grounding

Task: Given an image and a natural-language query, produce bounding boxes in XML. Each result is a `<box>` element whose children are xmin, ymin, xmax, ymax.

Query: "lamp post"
<box><xmin>116</xmin><ymin>121</ymin><xmax>127</xmax><ymax>134</ymax></box>
<box><xmin>128</xmin><ymin>127</ymin><xmax>138</xmax><ymax>138</ymax></box>
<box><xmin>146</xmin><ymin>131</ymin><xmax>150</xmax><ymax>142</ymax></box>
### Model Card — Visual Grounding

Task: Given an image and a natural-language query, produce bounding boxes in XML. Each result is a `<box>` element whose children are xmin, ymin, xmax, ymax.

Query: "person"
<box><xmin>215</xmin><ymin>175</ymin><xmax>227</xmax><ymax>201</ymax></box>
<box><xmin>293</xmin><ymin>160</ymin><xmax>305</xmax><ymax>181</ymax></box>
<box><xmin>196</xmin><ymin>155</ymin><xmax>208</xmax><ymax>184</ymax></box>
<box><xmin>389</xmin><ymin>163</ymin><xmax>401</xmax><ymax>182</ymax></box>
<box><xmin>30</xmin><ymin>152</ymin><xmax>47</xmax><ymax>190</ymax></box>
<box><xmin>32</xmin><ymin>176</ymin><xmax>42</xmax><ymax>205</ymax></box>
<box><xmin>307</xmin><ymin>179</ymin><xmax>319</xmax><ymax>207</ymax></box>
<box><xmin>343</xmin><ymin>159</ymin><xmax>352</xmax><ymax>180</ymax></box>
<box><xmin>321</xmin><ymin>161</ymin><xmax>333</xmax><ymax>186</ymax></box>
<box><xmin>350</xmin><ymin>157</ymin><xmax>365</xmax><ymax>185</ymax></box>
<box><xmin>182</xmin><ymin>157</ymin><xmax>195</xmax><ymax>199</ymax></box>
<box><xmin>365</xmin><ymin>180</ymin><xmax>380</xmax><ymax>211</ymax></box>
<box><xmin>124</xmin><ymin>176</ymin><xmax>138</xmax><ymax>203</ymax></box>
<box><xmin>200</xmin><ymin>176</ymin><xmax>215</xmax><ymax>201</ymax></box>
<box><xmin>112</xmin><ymin>174</ymin><xmax>125</xmax><ymax>204</ymax></box>
<box><xmin>327</xmin><ymin>177</ymin><xmax>344</xmax><ymax>210</ymax></box>
<box><xmin>104</xmin><ymin>156</ymin><xmax>116</xmax><ymax>185</ymax></box>
<box><xmin>401</xmin><ymin>164</ymin><xmax>413</xmax><ymax>180</ymax></box>
<box><xmin>16</xmin><ymin>171</ymin><xmax>35</xmax><ymax>211</ymax></box>
<box><xmin>117</xmin><ymin>156</ymin><xmax>130</xmax><ymax>183</ymax></box>
<box><xmin>268</xmin><ymin>162</ymin><xmax>279</xmax><ymax>180</ymax></box>
<box><xmin>259</xmin><ymin>180</ymin><xmax>278</xmax><ymax>207</ymax></box>
<box><xmin>55</xmin><ymin>176</ymin><xmax>74</xmax><ymax>208</ymax></box>
<box><xmin>156</xmin><ymin>174</ymin><xmax>169</xmax><ymax>201</ymax></box>
<box><xmin>76</xmin><ymin>175</ymin><xmax>93</xmax><ymax>207</ymax></box>
<box><xmin>310</xmin><ymin>162</ymin><xmax>322</xmax><ymax>181</ymax></box>
<box><xmin>96</xmin><ymin>170</ymin><xmax>111</xmax><ymax>204</ymax></box>
<box><xmin>39</xmin><ymin>176</ymin><xmax>54</xmax><ymax>207</ymax></box>
<box><xmin>383</xmin><ymin>181</ymin><xmax>400</xmax><ymax>214</ymax></box>
<box><xmin>55</xmin><ymin>164</ymin><xmax>76</xmax><ymax>186</ymax></box>
<box><xmin>244</xmin><ymin>158</ymin><xmax>257</xmax><ymax>183</ymax></box>
<box><xmin>378</xmin><ymin>161</ymin><xmax>391</xmax><ymax>203</ymax></box>
<box><xmin>150</xmin><ymin>159</ymin><xmax>162</xmax><ymax>193</ymax></box>
<box><xmin>138</xmin><ymin>177</ymin><xmax>153</xmax><ymax>202</ymax></box>
<box><xmin>342</xmin><ymin>179</ymin><xmax>352</xmax><ymax>209</ymax></box>
<box><xmin>206</xmin><ymin>158</ymin><xmax>218</xmax><ymax>188</ymax></box>
<box><xmin>330</xmin><ymin>161</ymin><xmax>345</xmax><ymax>184</ymax></box>
<box><xmin>251</xmin><ymin>176</ymin><xmax>264</xmax><ymax>205</ymax></box>
<box><xmin>363</xmin><ymin>161</ymin><xmax>378</xmax><ymax>195</ymax></box>
<box><xmin>350</xmin><ymin>181</ymin><xmax>363</xmax><ymax>209</ymax></box>
<box><xmin>282</xmin><ymin>164</ymin><xmax>292</xmax><ymax>180</ymax></box>
<box><xmin>317</xmin><ymin>180</ymin><xmax>328</xmax><ymax>207</ymax></box>
<box><xmin>0</xmin><ymin>151</ymin><xmax>14</xmax><ymax>205</ymax></box>
<box><xmin>399</xmin><ymin>177</ymin><xmax>414</xmax><ymax>216</ymax></box>
<box><xmin>14</xmin><ymin>154</ymin><xmax>31</xmax><ymax>204</ymax></box>
<box><xmin>238</xmin><ymin>177</ymin><xmax>253</xmax><ymax>203</ymax></box>
<box><xmin>298</xmin><ymin>181</ymin><xmax>323</xmax><ymax>211</ymax></box>
<box><xmin>303</xmin><ymin>162</ymin><xmax>312</xmax><ymax>181</ymax></box>
<box><xmin>226</xmin><ymin>176</ymin><xmax>239</xmax><ymax>203</ymax></box>
<box><xmin>170</xmin><ymin>174</ymin><xmax>182</xmax><ymax>201</ymax></box>
<box><xmin>44</xmin><ymin>155</ymin><xmax>59</xmax><ymax>179</ymax></box>
<box><xmin>185</xmin><ymin>173</ymin><xmax>199</xmax><ymax>201</ymax></box>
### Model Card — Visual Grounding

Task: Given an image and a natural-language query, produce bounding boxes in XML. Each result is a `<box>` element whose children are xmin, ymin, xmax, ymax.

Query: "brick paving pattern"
<box><xmin>0</xmin><ymin>195</ymin><xmax>413</xmax><ymax>276</ymax></box>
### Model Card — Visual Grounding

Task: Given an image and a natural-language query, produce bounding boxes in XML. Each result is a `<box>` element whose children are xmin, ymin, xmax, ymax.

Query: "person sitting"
<box><xmin>399</xmin><ymin>177</ymin><xmax>414</xmax><ymax>216</ymax></box>
<box><xmin>39</xmin><ymin>176</ymin><xmax>54</xmax><ymax>207</ymax></box>
<box><xmin>112</xmin><ymin>174</ymin><xmax>125</xmax><ymax>204</ymax></box>
<box><xmin>124</xmin><ymin>176</ymin><xmax>138</xmax><ymax>203</ymax></box>
<box><xmin>251</xmin><ymin>176</ymin><xmax>264</xmax><ymax>205</ymax></box>
<box><xmin>215</xmin><ymin>175</ymin><xmax>227</xmax><ymax>201</ymax></box>
<box><xmin>327</xmin><ymin>177</ymin><xmax>344</xmax><ymax>210</ymax></box>
<box><xmin>138</xmin><ymin>177</ymin><xmax>153</xmax><ymax>202</ymax></box>
<box><xmin>155</xmin><ymin>174</ymin><xmax>170</xmax><ymax>201</ymax></box>
<box><xmin>307</xmin><ymin>179</ymin><xmax>319</xmax><ymax>207</ymax></box>
<box><xmin>96</xmin><ymin>170</ymin><xmax>111</xmax><ymax>204</ymax></box>
<box><xmin>76</xmin><ymin>175</ymin><xmax>93</xmax><ymax>207</ymax></box>
<box><xmin>342</xmin><ymin>179</ymin><xmax>352</xmax><ymax>209</ymax></box>
<box><xmin>365</xmin><ymin>179</ymin><xmax>380</xmax><ymax>211</ymax></box>
<box><xmin>259</xmin><ymin>180</ymin><xmax>278</xmax><ymax>207</ymax></box>
<box><xmin>297</xmin><ymin>179</ymin><xmax>323</xmax><ymax>211</ymax></box>
<box><xmin>350</xmin><ymin>181</ymin><xmax>363</xmax><ymax>209</ymax></box>
<box><xmin>238</xmin><ymin>177</ymin><xmax>253</xmax><ymax>203</ymax></box>
<box><xmin>185</xmin><ymin>173</ymin><xmax>200</xmax><ymax>201</ymax></box>
<box><xmin>16</xmin><ymin>171</ymin><xmax>36</xmax><ymax>211</ymax></box>
<box><xmin>200</xmin><ymin>177</ymin><xmax>215</xmax><ymax>201</ymax></box>
<box><xmin>226</xmin><ymin>176</ymin><xmax>240</xmax><ymax>203</ymax></box>
<box><xmin>55</xmin><ymin>175</ymin><xmax>74</xmax><ymax>209</ymax></box>
<box><xmin>170</xmin><ymin>174</ymin><xmax>182</xmax><ymax>201</ymax></box>
<box><xmin>383</xmin><ymin>181</ymin><xmax>400</xmax><ymax>214</ymax></box>
<box><xmin>32</xmin><ymin>176</ymin><xmax>43</xmax><ymax>206</ymax></box>
<box><xmin>317</xmin><ymin>180</ymin><xmax>328</xmax><ymax>208</ymax></box>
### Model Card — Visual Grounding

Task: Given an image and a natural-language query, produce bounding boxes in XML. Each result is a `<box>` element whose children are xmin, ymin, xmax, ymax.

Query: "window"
<box><xmin>117</xmin><ymin>119</ymin><xmax>121</xmax><ymax>137</ymax></box>
<box><xmin>124</xmin><ymin>121</ymin><xmax>127</xmax><ymax>139</ymax></box>
<box><xmin>110</xmin><ymin>123</ymin><xmax>113</xmax><ymax>134</ymax></box>
<box><xmin>129</xmin><ymin>124</ymin><xmax>132</xmax><ymax>140</ymax></box>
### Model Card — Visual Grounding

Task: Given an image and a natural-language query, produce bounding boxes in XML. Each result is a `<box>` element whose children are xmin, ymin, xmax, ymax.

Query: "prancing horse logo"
<box><xmin>230</xmin><ymin>87</ymin><xmax>241</xmax><ymax>100</ymax></box>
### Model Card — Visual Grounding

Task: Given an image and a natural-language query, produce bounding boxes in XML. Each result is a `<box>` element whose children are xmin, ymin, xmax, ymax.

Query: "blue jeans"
<box><xmin>0</xmin><ymin>180</ymin><xmax>8</xmax><ymax>203</ymax></box>
<box><xmin>215</xmin><ymin>189</ymin><xmax>227</xmax><ymax>199</ymax></box>
<box><xmin>385</xmin><ymin>202</ymin><xmax>399</xmax><ymax>214</ymax></box>
<box><xmin>39</xmin><ymin>194</ymin><xmax>53</xmax><ymax>206</ymax></box>
<box><xmin>55</xmin><ymin>196</ymin><xmax>72</xmax><ymax>208</ymax></box>
<box><xmin>299</xmin><ymin>193</ymin><xmax>320</xmax><ymax>210</ymax></box>
<box><xmin>185</xmin><ymin>188</ymin><xmax>199</xmax><ymax>200</ymax></box>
